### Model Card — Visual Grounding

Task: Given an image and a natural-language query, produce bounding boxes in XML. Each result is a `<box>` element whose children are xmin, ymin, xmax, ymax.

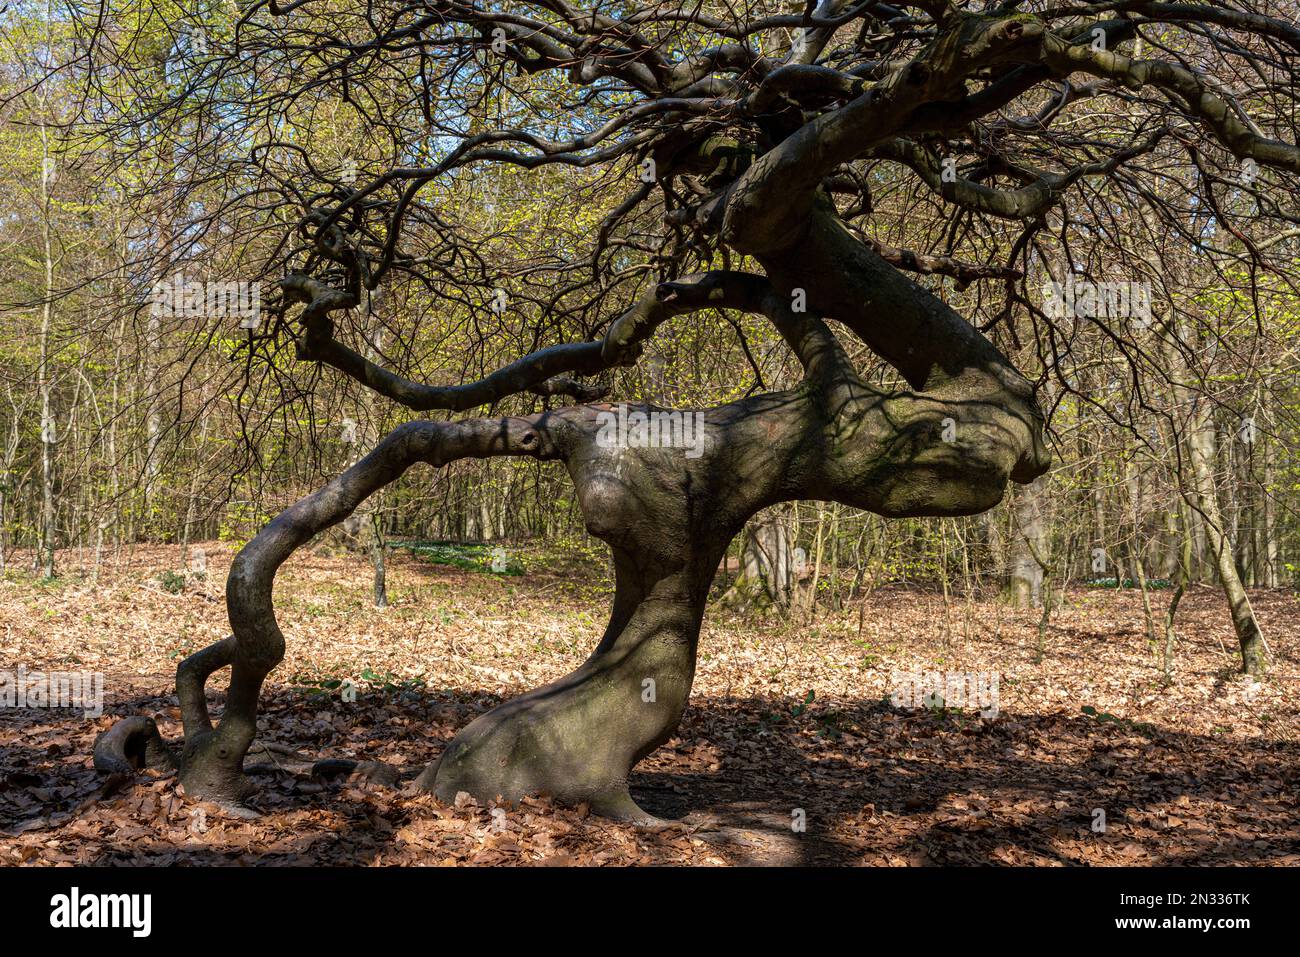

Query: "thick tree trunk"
<box><xmin>418</xmin><ymin>552</ymin><xmax>714</xmax><ymax>821</ymax></box>
<box><xmin>416</xmin><ymin>227</ymin><xmax>1049</xmax><ymax>816</ymax></box>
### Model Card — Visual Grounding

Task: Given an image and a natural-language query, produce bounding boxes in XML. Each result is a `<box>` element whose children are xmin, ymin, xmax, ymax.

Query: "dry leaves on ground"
<box><xmin>1</xmin><ymin>542</ymin><xmax>1296</xmax><ymax>865</ymax></box>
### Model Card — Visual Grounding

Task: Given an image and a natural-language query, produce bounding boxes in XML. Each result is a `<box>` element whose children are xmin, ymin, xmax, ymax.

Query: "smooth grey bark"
<box><xmin>1009</xmin><ymin>476</ymin><xmax>1047</xmax><ymax>608</ymax></box>
<box><xmin>370</xmin><ymin>515</ymin><xmax>388</xmax><ymax>609</ymax></box>
<box><xmin>1261</xmin><ymin>434</ymin><xmax>1279</xmax><ymax>587</ymax></box>
<box><xmin>721</xmin><ymin>510</ymin><xmax>795</xmax><ymax>611</ymax></box>
<box><xmin>1124</xmin><ymin>455</ymin><xmax>1158</xmax><ymax>649</ymax></box>
<box><xmin>1186</xmin><ymin>407</ymin><xmax>1267</xmax><ymax>673</ymax></box>
<box><xmin>0</xmin><ymin>387</ymin><xmax>22</xmax><ymax>576</ymax></box>
<box><xmin>37</xmin><ymin>109</ymin><xmax>57</xmax><ymax>579</ymax></box>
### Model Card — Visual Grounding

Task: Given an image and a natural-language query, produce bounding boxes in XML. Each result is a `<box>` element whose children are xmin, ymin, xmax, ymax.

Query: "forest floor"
<box><xmin>1</xmin><ymin>540</ymin><xmax>1297</xmax><ymax>866</ymax></box>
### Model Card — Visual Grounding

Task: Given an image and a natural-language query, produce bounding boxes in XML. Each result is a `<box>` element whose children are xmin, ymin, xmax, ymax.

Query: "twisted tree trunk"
<box><xmin>97</xmin><ymin>205</ymin><xmax>1047</xmax><ymax>818</ymax></box>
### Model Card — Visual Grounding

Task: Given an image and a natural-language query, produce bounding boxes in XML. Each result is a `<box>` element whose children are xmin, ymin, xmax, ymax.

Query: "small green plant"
<box><xmin>395</xmin><ymin>540</ymin><xmax>525</xmax><ymax>576</ymax></box>
<box><xmin>358</xmin><ymin>666</ymin><xmax>426</xmax><ymax>693</ymax></box>
<box><xmin>291</xmin><ymin>676</ymin><xmax>346</xmax><ymax>699</ymax></box>
<box><xmin>158</xmin><ymin>570</ymin><xmax>186</xmax><ymax>594</ymax></box>
<box><xmin>291</xmin><ymin>667</ymin><xmax>428</xmax><ymax>701</ymax></box>
<box><xmin>791</xmin><ymin>689</ymin><xmax>815</xmax><ymax>717</ymax></box>
<box><xmin>761</xmin><ymin>689</ymin><xmax>817</xmax><ymax>728</ymax></box>
<box><xmin>852</xmin><ymin>639</ymin><xmax>879</xmax><ymax>668</ymax></box>
<box><xmin>1083</xmin><ymin>577</ymin><xmax>1173</xmax><ymax>590</ymax></box>
<box><xmin>816</xmin><ymin>710</ymin><xmax>843</xmax><ymax>739</ymax></box>
<box><xmin>1081</xmin><ymin>704</ymin><xmax>1157</xmax><ymax>736</ymax></box>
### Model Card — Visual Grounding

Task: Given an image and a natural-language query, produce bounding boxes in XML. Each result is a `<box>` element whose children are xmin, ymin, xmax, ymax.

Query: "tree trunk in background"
<box><xmin>1186</xmin><ymin>407</ymin><xmax>1267</xmax><ymax>673</ymax></box>
<box><xmin>1159</xmin><ymin>507</ymin><xmax>1180</xmax><ymax>580</ymax></box>
<box><xmin>1009</xmin><ymin>476</ymin><xmax>1047</xmax><ymax>608</ymax></box>
<box><xmin>1262</xmin><ymin>436</ymin><xmax>1279</xmax><ymax>587</ymax></box>
<box><xmin>1124</xmin><ymin>455</ymin><xmax>1157</xmax><ymax>648</ymax></box>
<box><xmin>983</xmin><ymin>509</ymin><xmax>1005</xmax><ymax>592</ymax></box>
<box><xmin>143</xmin><ymin>310</ymin><xmax>161</xmax><ymax>513</ymax></box>
<box><xmin>362</xmin><ymin>294</ymin><xmax>387</xmax><ymax>607</ymax></box>
<box><xmin>370</xmin><ymin>512</ymin><xmax>387</xmax><ymax>608</ymax></box>
<box><xmin>1162</xmin><ymin>503</ymin><xmax>1194</xmax><ymax>682</ymax></box>
<box><xmin>721</xmin><ymin>509</ymin><xmax>794</xmax><ymax>611</ymax></box>
<box><xmin>478</xmin><ymin>480</ymin><xmax>492</xmax><ymax>542</ymax></box>
<box><xmin>331</xmin><ymin>297</ymin><xmax>389</xmax><ymax>609</ymax></box>
<box><xmin>1161</xmin><ymin>326</ymin><xmax>1268</xmax><ymax>674</ymax></box>
<box><xmin>0</xmin><ymin>387</ymin><xmax>22</xmax><ymax>576</ymax></box>
<box><xmin>179</xmin><ymin>407</ymin><xmax>209</xmax><ymax>574</ymax></box>
<box><xmin>797</xmin><ymin>503</ymin><xmax>828</xmax><ymax>619</ymax></box>
<box><xmin>38</xmin><ymin>114</ymin><xmax>56</xmax><ymax>579</ymax></box>
<box><xmin>1192</xmin><ymin>498</ymin><xmax>1210</xmax><ymax>583</ymax></box>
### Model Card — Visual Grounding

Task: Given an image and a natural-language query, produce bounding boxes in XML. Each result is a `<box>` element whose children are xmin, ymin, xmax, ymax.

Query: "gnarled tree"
<box><xmin>81</xmin><ymin>0</ymin><xmax>1300</xmax><ymax>817</ymax></box>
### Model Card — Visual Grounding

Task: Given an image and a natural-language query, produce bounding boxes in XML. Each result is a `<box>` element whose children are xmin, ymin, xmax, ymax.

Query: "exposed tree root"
<box><xmin>310</xmin><ymin>759</ymin><xmax>401</xmax><ymax>787</ymax></box>
<box><xmin>92</xmin><ymin>715</ymin><xmax>176</xmax><ymax>776</ymax></box>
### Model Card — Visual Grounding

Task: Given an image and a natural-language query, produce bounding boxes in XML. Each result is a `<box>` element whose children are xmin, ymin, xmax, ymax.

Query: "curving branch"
<box><xmin>285</xmin><ymin>271</ymin><xmax>824</xmax><ymax>412</ymax></box>
<box><xmin>1038</xmin><ymin>31</ymin><xmax>1300</xmax><ymax>174</ymax></box>
<box><xmin>871</xmin><ymin>126</ymin><xmax>1170</xmax><ymax>220</ymax></box>
<box><xmin>99</xmin><ymin>413</ymin><xmax>562</xmax><ymax>801</ymax></box>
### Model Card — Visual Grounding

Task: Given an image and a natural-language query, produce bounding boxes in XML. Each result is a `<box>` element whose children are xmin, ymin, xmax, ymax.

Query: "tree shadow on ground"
<box><xmin>3</xmin><ymin>689</ymin><xmax>1297</xmax><ymax>866</ymax></box>
<box><xmin>628</xmin><ymin>695</ymin><xmax>1299</xmax><ymax>865</ymax></box>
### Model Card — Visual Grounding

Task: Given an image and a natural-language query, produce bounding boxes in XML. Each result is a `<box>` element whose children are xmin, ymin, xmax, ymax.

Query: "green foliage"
<box><xmin>1084</xmin><ymin>578</ymin><xmax>1174</xmax><ymax>589</ymax></box>
<box><xmin>218</xmin><ymin>502</ymin><xmax>276</xmax><ymax>546</ymax></box>
<box><xmin>396</xmin><ymin>540</ymin><xmax>524</xmax><ymax>576</ymax></box>
<box><xmin>1080</xmin><ymin>705</ymin><xmax>1157</xmax><ymax>737</ymax></box>
<box><xmin>760</xmin><ymin>689</ymin><xmax>816</xmax><ymax>727</ymax></box>
<box><xmin>158</xmin><ymin>569</ymin><xmax>186</xmax><ymax>594</ymax></box>
<box><xmin>290</xmin><ymin>666</ymin><xmax>427</xmax><ymax>700</ymax></box>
